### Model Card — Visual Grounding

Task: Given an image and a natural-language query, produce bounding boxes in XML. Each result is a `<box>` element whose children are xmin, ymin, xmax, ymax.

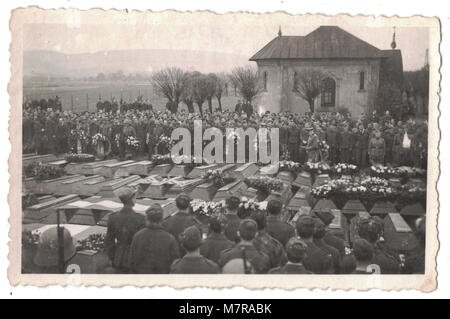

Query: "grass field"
<box><xmin>23</xmin><ymin>81</ymin><xmax>241</xmax><ymax>113</ymax></box>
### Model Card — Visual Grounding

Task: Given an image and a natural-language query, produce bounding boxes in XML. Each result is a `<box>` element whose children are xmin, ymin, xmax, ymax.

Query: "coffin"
<box><xmin>190</xmin><ymin>182</ymin><xmax>219</xmax><ymax>201</ymax></box>
<box><xmin>212</xmin><ymin>180</ymin><xmax>248</xmax><ymax>202</ymax></box>
<box><xmin>78</xmin><ymin>177</ymin><xmax>120</xmax><ymax>197</ymax></box>
<box><xmin>292</xmin><ymin>171</ymin><xmax>312</xmax><ymax>188</ymax></box>
<box><xmin>341</xmin><ymin>200</ymin><xmax>367</xmax><ymax>216</ymax></box>
<box><xmin>228</xmin><ymin>163</ymin><xmax>259</xmax><ymax>180</ymax></box>
<box><xmin>150</xmin><ymin>164</ymin><xmax>174</xmax><ymax>177</ymax></box>
<box><xmin>287</xmin><ymin>190</ymin><xmax>310</xmax><ymax>212</ymax></box>
<box><xmin>98</xmin><ymin>160</ymin><xmax>135</xmax><ymax>178</ymax></box>
<box><xmin>313</xmin><ymin>174</ymin><xmax>331</xmax><ymax>187</ymax></box>
<box><xmin>23</xmin><ymin>154</ymin><xmax>58</xmax><ymax>166</ymax></box>
<box><xmin>115</xmin><ymin>160</ymin><xmax>154</xmax><ymax>177</ymax></box>
<box><xmin>23</xmin><ymin>194</ymin><xmax>80</xmax><ymax>224</ymax></box>
<box><xmin>167</xmin><ymin>178</ymin><xmax>204</xmax><ymax>196</ymax></box>
<box><xmin>54</xmin><ymin>175</ymin><xmax>105</xmax><ymax>196</ymax></box>
<box><xmin>79</xmin><ymin>159</ymin><xmax>119</xmax><ymax>175</ymax></box>
<box><xmin>399</xmin><ymin>202</ymin><xmax>426</xmax><ymax>217</ymax></box>
<box><xmin>35</xmin><ymin>175</ymin><xmax>81</xmax><ymax>195</ymax></box>
<box><xmin>276</xmin><ymin>171</ymin><xmax>295</xmax><ymax>184</ymax></box>
<box><xmin>96</xmin><ymin>175</ymin><xmax>141</xmax><ymax>198</ymax></box>
<box><xmin>167</xmin><ymin>164</ymin><xmax>193</xmax><ymax>178</ymax></box>
<box><xmin>383</xmin><ymin>213</ymin><xmax>419</xmax><ymax>252</ymax></box>
<box><xmin>369</xmin><ymin>201</ymin><xmax>398</xmax><ymax>216</ymax></box>
<box><xmin>187</xmin><ymin>164</ymin><xmax>220</xmax><ymax>179</ymax></box>
<box><xmin>328</xmin><ymin>209</ymin><xmax>349</xmax><ymax>242</ymax></box>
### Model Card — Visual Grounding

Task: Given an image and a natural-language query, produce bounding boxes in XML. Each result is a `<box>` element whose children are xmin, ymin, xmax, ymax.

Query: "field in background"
<box><xmin>23</xmin><ymin>81</ymin><xmax>241</xmax><ymax>113</ymax></box>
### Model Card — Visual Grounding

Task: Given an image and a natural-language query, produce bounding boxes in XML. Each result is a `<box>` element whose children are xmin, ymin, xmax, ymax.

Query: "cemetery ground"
<box><xmin>21</xmin><ymin>152</ymin><xmax>427</xmax><ymax>274</ymax></box>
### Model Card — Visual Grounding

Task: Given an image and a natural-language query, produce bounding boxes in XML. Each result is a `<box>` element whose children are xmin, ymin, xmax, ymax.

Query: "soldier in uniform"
<box><xmin>269</xmin><ymin>237</ymin><xmax>311</xmax><ymax>274</ymax></box>
<box><xmin>339</xmin><ymin>125</ymin><xmax>352</xmax><ymax>163</ymax></box>
<box><xmin>354</xmin><ymin>124</ymin><xmax>369</xmax><ymax>168</ymax></box>
<box><xmin>250</xmin><ymin>210</ymin><xmax>287</xmax><ymax>269</ymax></box>
<box><xmin>104</xmin><ymin>187</ymin><xmax>145</xmax><ymax>273</ymax></box>
<box><xmin>325</xmin><ymin>121</ymin><xmax>340</xmax><ymax>163</ymax></box>
<box><xmin>200</xmin><ymin>216</ymin><xmax>235</xmax><ymax>264</ymax></box>
<box><xmin>170</xmin><ymin>226</ymin><xmax>220</xmax><ymax>274</ymax></box>
<box><xmin>313</xmin><ymin>218</ymin><xmax>342</xmax><ymax>273</ymax></box>
<box><xmin>296</xmin><ymin>215</ymin><xmax>334</xmax><ymax>274</ymax></box>
<box><xmin>219</xmin><ymin>219</ymin><xmax>270</xmax><ymax>274</ymax></box>
<box><xmin>162</xmin><ymin>194</ymin><xmax>198</xmax><ymax>254</ymax></box>
<box><xmin>313</xmin><ymin>211</ymin><xmax>346</xmax><ymax>256</ymax></box>
<box><xmin>129</xmin><ymin>204</ymin><xmax>180</xmax><ymax>274</ymax></box>
<box><xmin>306</xmin><ymin>127</ymin><xmax>320</xmax><ymax>163</ymax></box>
<box><xmin>279</xmin><ymin>119</ymin><xmax>289</xmax><ymax>159</ymax></box>
<box><xmin>287</xmin><ymin>121</ymin><xmax>300</xmax><ymax>162</ymax></box>
<box><xmin>368</xmin><ymin>130</ymin><xmax>386</xmax><ymax>165</ymax></box>
<box><xmin>223</xmin><ymin>195</ymin><xmax>242</xmax><ymax>243</ymax></box>
<box><xmin>265</xmin><ymin>199</ymin><xmax>295</xmax><ymax>247</ymax></box>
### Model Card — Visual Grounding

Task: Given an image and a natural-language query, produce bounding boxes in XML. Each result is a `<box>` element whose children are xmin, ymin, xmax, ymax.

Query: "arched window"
<box><xmin>293</xmin><ymin>72</ymin><xmax>298</xmax><ymax>91</ymax></box>
<box><xmin>321</xmin><ymin>77</ymin><xmax>336</xmax><ymax>107</ymax></box>
<box><xmin>263</xmin><ymin>71</ymin><xmax>268</xmax><ymax>91</ymax></box>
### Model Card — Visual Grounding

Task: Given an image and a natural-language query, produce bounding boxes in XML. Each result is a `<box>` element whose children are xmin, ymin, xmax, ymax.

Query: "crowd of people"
<box><xmin>22</xmin><ymin>102</ymin><xmax>428</xmax><ymax>169</ymax></box>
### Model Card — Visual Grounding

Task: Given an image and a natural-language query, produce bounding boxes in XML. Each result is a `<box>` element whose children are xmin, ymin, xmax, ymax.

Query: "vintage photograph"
<box><xmin>8</xmin><ymin>9</ymin><xmax>440</xmax><ymax>289</ymax></box>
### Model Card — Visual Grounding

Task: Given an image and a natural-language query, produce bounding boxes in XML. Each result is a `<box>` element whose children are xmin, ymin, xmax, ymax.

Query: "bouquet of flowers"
<box><xmin>333</xmin><ymin>163</ymin><xmax>358</xmax><ymax>175</ymax></box>
<box><xmin>319</xmin><ymin>140</ymin><xmax>330</xmax><ymax>151</ymax></box>
<box><xmin>237</xmin><ymin>197</ymin><xmax>261</xmax><ymax>218</ymax></box>
<box><xmin>65</xmin><ymin>153</ymin><xmax>95</xmax><ymax>163</ymax></box>
<box><xmin>70</xmin><ymin>129</ymin><xmax>89</xmax><ymax>144</ymax></box>
<box><xmin>370</xmin><ymin>165</ymin><xmax>401</xmax><ymax>179</ymax></box>
<box><xmin>360</xmin><ymin>176</ymin><xmax>389</xmax><ymax>188</ymax></box>
<box><xmin>398</xmin><ymin>185</ymin><xmax>426</xmax><ymax>202</ymax></box>
<box><xmin>76</xmin><ymin>233</ymin><xmax>106</xmax><ymax>252</ymax></box>
<box><xmin>91</xmin><ymin>133</ymin><xmax>107</xmax><ymax>145</ymax></box>
<box><xmin>303</xmin><ymin>162</ymin><xmax>332</xmax><ymax>174</ymax></box>
<box><xmin>311</xmin><ymin>177</ymin><xmax>352</xmax><ymax>198</ymax></box>
<box><xmin>244</xmin><ymin>176</ymin><xmax>284</xmax><ymax>193</ymax></box>
<box><xmin>126</xmin><ymin>136</ymin><xmax>140</xmax><ymax>150</ymax></box>
<box><xmin>281</xmin><ymin>148</ymin><xmax>291</xmax><ymax>161</ymax></box>
<box><xmin>157</xmin><ymin>135</ymin><xmax>172</xmax><ymax>148</ymax></box>
<box><xmin>202</xmin><ymin>169</ymin><xmax>234</xmax><ymax>188</ymax></box>
<box><xmin>24</xmin><ymin>162</ymin><xmax>65</xmax><ymax>181</ymax></box>
<box><xmin>279</xmin><ymin>160</ymin><xmax>302</xmax><ymax>173</ymax></box>
<box><xmin>191</xmin><ymin>199</ymin><xmax>226</xmax><ymax>217</ymax></box>
<box><xmin>151</xmin><ymin>154</ymin><xmax>173</xmax><ymax>165</ymax></box>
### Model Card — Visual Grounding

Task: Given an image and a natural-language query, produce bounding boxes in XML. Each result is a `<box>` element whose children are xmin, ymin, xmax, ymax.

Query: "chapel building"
<box><xmin>250</xmin><ymin>25</ymin><xmax>403</xmax><ymax>115</ymax></box>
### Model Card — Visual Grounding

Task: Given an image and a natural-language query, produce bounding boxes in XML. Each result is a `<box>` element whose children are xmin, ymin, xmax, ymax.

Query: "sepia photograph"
<box><xmin>7</xmin><ymin>8</ymin><xmax>440</xmax><ymax>290</ymax></box>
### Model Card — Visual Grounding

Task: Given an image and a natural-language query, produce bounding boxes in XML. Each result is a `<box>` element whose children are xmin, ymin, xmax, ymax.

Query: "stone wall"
<box><xmin>254</xmin><ymin>59</ymin><xmax>381</xmax><ymax>116</ymax></box>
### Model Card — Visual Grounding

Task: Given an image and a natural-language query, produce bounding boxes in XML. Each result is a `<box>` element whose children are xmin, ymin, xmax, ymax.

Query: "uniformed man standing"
<box><xmin>287</xmin><ymin>121</ymin><xmax>300</xmax><ymax>162</ymax></box>
<box><xmin>268</xmin><ymin>237</ymin><xmax>311</xmax><ymax>274</ymax></box>
<box><xmin>339</xmin><ymin>125</ymin><xmax>352</xmax><ymax>163</ymax></box>
<box><xmin>265</xmin><ymin>199</ymin><xmax>295</xmax><ymax>247</ymax></box>
<box><xmin>250</xmin><ymin>210</ymin><xmax>287</xmax><ymax>269</ymax></box>
<box><xmin>129</xmin><ymin>203</ymin><xmax>180</xmax><ymax>274</ymax></box>
<box><xmin>306</xmin><ymin>127</ymin><xmax>320</xmax><ymax>163</ymax></box>
<box><xmin>223</xmin><ymin>195</ymin><xmax>242</xmax><ymax>243</ymax></box>
<box><xmin>170</xmin><ymin>226</ymin><xmax>220</xmax><ymax>274</ymax></box>
<box><xmin>368</xmin><ymin>130</ymin><xmax>386</xmax><ymax>165</ymax></box>
<box><xmin>325</xmin><ymin>121</ymin><xmax>340</xmax><ymax>163</ymax></box>
<box><xmin>200</xmin><ymin>216</ymin><xmax>235</xmax><ymax>264</ymax></box>
<box><xmin>162</xmin><ymin>194</ymin><xmax>198</xmax><ymax>254</ymax></box>
<box><xmin>219</xmin><ymin>219</ymin><xmax>270</xmax><ymax>274</ymax></box>
<box><xmin>104</xmin><ymin>187</ymin><xmax>145</xmax><ymax>273</ymax></box>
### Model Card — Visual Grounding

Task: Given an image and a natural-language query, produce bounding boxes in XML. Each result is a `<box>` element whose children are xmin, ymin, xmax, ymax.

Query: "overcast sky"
<box><xmin>23</xmin><ymin>13</ymin><xmax>429</xmax><ymax>71</ymax></box>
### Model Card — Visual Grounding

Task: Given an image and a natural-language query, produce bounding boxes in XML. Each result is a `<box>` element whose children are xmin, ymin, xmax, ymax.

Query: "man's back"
<box><xmin>170</xmin><ymin>255</ymin><xmax>220</xmax><ymax>274</ymax></box>
<box><xmin>162</xmin><ymin>212</ymin><xmax>196</xmax><ymax>242</ymax></box>
<box><xmin>200</xmin><ymin>233</ymin><xmax>235</xmax><ymax>264</ymax></box>
<box><xmin>266</xmin><ymin>215</ymin><xmax>295</xmax><ymax>247</ymax></box>
<box><xmin>269</xmin><ymin>263</ymin><xmax>312</xmax><ymax>274</ymax></box>
<box><xmin>314</xmin><ymin>239</ymin><xmax>341</xmax><ymax>274</ymax></box>
<box><xmin>218</xmin><ymin>243</ymin><xmax>270</xmax><ymax>274</ymax></box>
<box><xmin>253</xmin><ymin>231</ymin><xmax>287</xmax><ymax>269</ymax></box>
<box><xmin>129</xmin><ymin>224</ymin><xmax>180</xmax><ymax>274</ymax></box>
<box><xmin>223</xmin><ymin>213</ymin><xmax>241</xmax><ymax>243</ymax></box>
<box><xmin>303</xmin><ymin>241</ymin><xmax>334</xmax><ymax>274</ymax></box>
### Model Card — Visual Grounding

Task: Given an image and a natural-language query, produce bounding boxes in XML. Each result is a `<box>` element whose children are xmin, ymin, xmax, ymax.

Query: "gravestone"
<box><xmin>212</xmin><ymin>180</ymin><xmax>248</xmax><ymax>202</ymax></box>
<box><xmin>55</xmin><ymin>175</ymin><xmax>105</xmax><ymax>196</ymax></box>
<box><xmin>313</xmin><ymin>174</ymin><xmax>331</xmax><ymax>188</ymax></box>
<box><xmin>97</xmin><ymin>175</ymin><xmax>141</xmax><ymax>198</ymax></box>
<box><xmin>98</xmin><ymin>160</ymin><xmax>135</xmax><ymax>178</ymax></box>
<box><xmin>369</xmin><ymin>201</ymin><xmax>398</xmax><ymax>216</ymax></box>
<box><xmin>150</xmin><ymin>163</ymin><xmax>174</xmax><ymax>177</ymax></box>
<box><xmin>187</xmin><ymin>164</ymin><xmax>219</xmax><ymax>179</ymax></box>
<box><xmin>349</xmin><ymin>211</ymin><xmax>371</xmax><ymax>244</ymax></box>
<box><xmin>400</xmin><ymin>202</ymin><xmax>425</xmax><ymax>217</ymax></box>
<box><xmin>35</xmin><ymin>175</ymin><xmax>81</xmax><ymax>195</ymax></box>
<box><xmin>341</xmin><ymin>200</ymin><xmax>367</xmax><ymax>216</ymax></box>
<box><xmin>383</xmin><ymin>213</ymin><xmax>419</xmax><ymax>252</ymax></box>
<box><xmin>229</xmin><ymin>163</ymin><xmax>259</xmax><ymax>180</ymax></box>
<box><xmin>292</xmin><ymin>171</ymin><xmax>312</xmax><ymax>188</ymax></box>
<box><xmin>23</xmin><ymin>194</ymin><xmax>80</xmax><ymax>224</ymax></box>
<box><xmin>79</xmin><ymin>159</ymin><xmax>119</xmax><ymax>175</ymax></box>
<box><xmin>190</xmin><ymin>182</ymin><xmax>219</xmax><ymax>201</ymax></box>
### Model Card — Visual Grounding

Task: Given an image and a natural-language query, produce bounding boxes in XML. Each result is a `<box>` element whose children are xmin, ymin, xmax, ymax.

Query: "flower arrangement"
<box><xmin>70</xmin><ymin>129</ymin><xmax>89</xmax><ymax>143</ymax></box>
<box><xmin>22</xmin><ymin>230</ymin><xmax>40</xmax><ymax>248</ymax></box>
<box><xmin>333</xmin><ymin>163</ymin><xmax>358</xmax><ymax>175</ymax></box>
<box><xmin>237</xmin><ymin>197</ymin><xmax>261</xmax><ymax>218</ymax></box>
<box><xmin>202</xmin><ymin>169</ymin><xmax>227</xmax><ymax>188</ymax></box>
<box><xmin>244</xmin><ymin>176</ymin><xmax>284</xmax><ymax>193</ymax></box>
<box><xmin>126</xmin><ymin>136</ymin><xmax>140</xmax><ymax>150</ymax></box>
<box><xmin>157</xmin><ymin>135</ymin><xmax>172</xmax><ymax>148</ymax></box>
<box><xmin>303</xmin><ymin>162</ymin><xmax>332</xmax><ymax>174</ymax></box>
<box><xmin>281</xmin><ymin>148</ymin><xmax>291</xmax><ymax>161</ymax></box>
<box><xmin>91</xmin><ymin>133</ymin><xmax>107</xmax><ymax>145</ymax></box>
<box><xmin>24</xmin><ymin>162</ymin><xmax>65</xmax><ymax>180</ymax></box>
<box><xmin>319</xmin><ymin>140</ymin><xmax>330</xmax><ymax>151</ymax></box>
<box><xmin>76</xmin><ymin>233</ymin><xmax>106</xmax><ymax>252</ymax></box>
<box><xmin>360</xmin><ymin>176</ymin><xmax>389</xmax><ymax>188</ymax></box>
<box><xmin>65</xmin><ymin>153</ymin><xmax>95</xmax><ymax>163</ymax></box>
<box><xmin>370</xmin><ymin>165</ymin><xmax>427</xmax><ymax>179</ymax></box>
<box><xmin>191</xmin><ymin>199</ymin><xmax>226</xmax><ymax>217</ymax></box>
<box><xmin>279</xmin><ymin>160</ymin><xmax>302</xmax><ymax>173</ymax></box>
<box><xmin>151</xmin><ymin>154</ymin><xmax>173</xmax><ymax>165</ymax></box>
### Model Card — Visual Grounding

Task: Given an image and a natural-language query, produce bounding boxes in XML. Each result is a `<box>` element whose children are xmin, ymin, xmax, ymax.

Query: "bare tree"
<box><xmin>230</xmin><ymin>66</ymin><xmax>262</xmax><ymax>104</ymax></box>
<box><xmin>227</xmin><ymin>73</ymin><xmax>239</xmax><ymax>96</ymax></box>
<box><xmin>191</xmin><ymin>72</ymin><xmax>209</xmax><ymax>116</ymax></box>
<box><xmin>214</xmin><ymin>73</ymin><xmax>227</xmax><ymax>112</ymax></box>
<box><xmin>205</xmin><ymin>73</ymin><xmax>218</xmax><ymax>113</ymax></box>
<box><xmin>293</xmin><ymin>69</ymin><xmax>325</xmax><ymax>113</ymax></box>
<box><xmin>180</xmin><ymin>72</ymin><xmax>195</xmax><ymax>113</ymax></box>
<box><xmin>152</xmin><ymin>67</ymin><xmax>186</xmax><ymax>113</ymax></box>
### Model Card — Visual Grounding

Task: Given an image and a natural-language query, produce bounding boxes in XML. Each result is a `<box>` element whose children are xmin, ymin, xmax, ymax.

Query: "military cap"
<box><xmin>238</xmin><ymin>219</ymin><xmax>258</xmax><ymax>241</ymax></box>
<box><xmin>285</xmin><ymin>237</ymin><xmax>308</xmax><ymax>261</ymax></box>
<box><xmin>311</xmin><ymin>210</ymin><xmax>335</xmax><ymax>226</ymax></box>
<box><xmin>179</xmin><ymin>226</ymin><xmax>202</xmax><ymax>251</ymax></box>
<box><xmin>226</xmin><ymin>195</ymin><xmax>240</xmax><ymax>210</ymax></box>
<box><xmin>176</xmin><ymin>193</ymin><xmax>191</xmax><ymax>209</ymax></box>
<box><xmin>34</xmin><ymin>227</ymin><xmax>76</xmax><ymax>267</ymax></box>
<box><xmin>116</xmin><ymin>186</ymin><xmax>137</xmax><ymax>204</ymax></box>
<box><xmin>352</xmin><ymin>238</ymin><xmax>374</xmax><ymax>262</ymax></box>
<box><xmin>146</xmin><ymin>203</ymin><xmax>164</xmax><ymax>222</ymax></box>
<box><xmin>267</xmin><ymin>199</ymin><xmax>282</xmax><ymax>215</ymax></box>
<box><xmin>296</xmin><ymin>215</ymin><xmax>316</xmax><ymax>238</ymax></box>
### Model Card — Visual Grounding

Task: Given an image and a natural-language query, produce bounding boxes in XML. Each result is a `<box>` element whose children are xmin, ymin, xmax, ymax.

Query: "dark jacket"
<box><xmin>129</xmin><ymin>223</ymin><xmax>180</xmax><ymax>274</ymax></box>
<box><xmin>266</xmin><ymin>215</ymin><xmax>296</xmax><ymax>247</ymax></box>
<box><xmin>218</xmin><ymin>242</ymin><xmax>271</xmax><ymax>274</ymax></box>
<box><xmin>162</xmin><ymin>211</ymin><xmax>197</xmax><ymax>247</ymax></box>
<box><xmin>104</xmin><ymin>207</ymin><xmax>145</xmax><ymax>270</ymax></box>
<box><xmin>170</xmin><ymin>255</ymin><xmax>220</xmax><ymax>274</ymax></box>
<box><xmin>200</xmin><ymin>232</ymin><xmax>235</xmax><ymax>264</ymax></box>
<box><xmin>253</xmin><ymin>230</ymin><xmax>287</xmax><ymax>268</ymax></box>
<box><xmin>303</xmin><ymin>241</ymin><xmax>334</xmax><ymax>274</ymax></box>
<box><xmin>223</xmin><ymin>213</ymin><xmax>241</xmax><ymax>243</ymax></box>
<box><xmin>269</xmin><ymin>263</ymin><xmax>312</xmax><ymax>274</ymax></box>
<box><xmin>314</xmin><ymin>238</ymin><xmax>342</xmax><ymax>274</ymax></box>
